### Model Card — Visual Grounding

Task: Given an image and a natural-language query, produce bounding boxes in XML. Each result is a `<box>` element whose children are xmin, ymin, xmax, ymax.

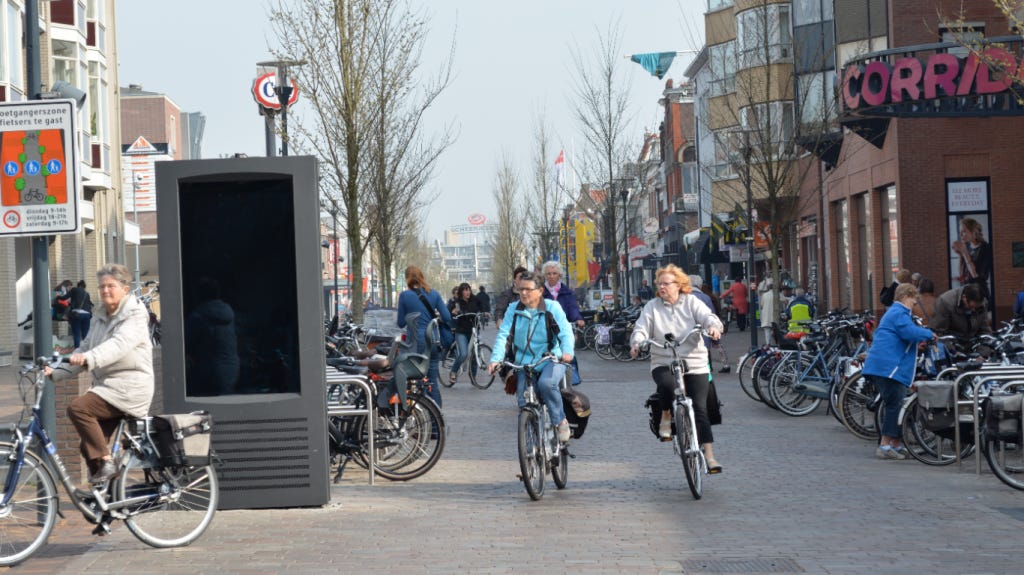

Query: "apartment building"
<box><xmin>0</xmin><ymin>0</ymin><xmax>123</xmax><ymax>359</ymax></box>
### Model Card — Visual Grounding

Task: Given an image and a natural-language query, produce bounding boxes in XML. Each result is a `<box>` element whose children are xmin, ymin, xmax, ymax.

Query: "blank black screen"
<box><xmin>179</xmin><ymin>176</ymin><xmax>300</xmax><ymax>396</ymax></box>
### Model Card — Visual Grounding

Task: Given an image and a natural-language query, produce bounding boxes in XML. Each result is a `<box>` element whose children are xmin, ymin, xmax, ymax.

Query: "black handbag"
<box><xmin>415</xmin><ymin>290</ymin><xmax>454</xmax><ymax>349</ymax></box>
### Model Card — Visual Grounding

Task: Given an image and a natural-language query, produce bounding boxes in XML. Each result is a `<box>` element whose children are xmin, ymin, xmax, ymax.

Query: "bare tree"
<box><xmin>528</xmin><ymin>112</ymin><xmax>562</xmax><ymax>265</ymax></box>
<box><xmin>489</xmin><ymin>153</ymin><xmax>528</xmax><ymax>284</ymax></box>
<box><xmin>568</xmin><ymin>18</ymin><xmax>634</xmax><ymax>297</ymax></box>
<box><xmin>364</xmin><ymin>1</ymin><xmax>456</xmax><ymax>307</ymax></box>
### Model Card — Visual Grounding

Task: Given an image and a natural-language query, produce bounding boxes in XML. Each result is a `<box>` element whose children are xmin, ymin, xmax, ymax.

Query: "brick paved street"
<box><xmin>3</xmin><ymin>329</ymin><xmax>1023</xmax><ymax>574</ymax></box>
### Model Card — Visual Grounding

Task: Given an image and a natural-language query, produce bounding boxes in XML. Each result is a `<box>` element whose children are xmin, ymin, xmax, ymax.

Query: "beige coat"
<box><xmin>54</xmin><ymin>293</ymin><xmax>154</xmax><ymax>417</ymax></box>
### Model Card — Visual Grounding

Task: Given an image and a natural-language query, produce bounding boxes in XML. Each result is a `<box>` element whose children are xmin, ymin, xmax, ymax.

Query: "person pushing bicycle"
<box><xmin>630</xmin><ymin>264</ymin><xmax>725</xmax><ymax>473</ymax></box>
<box><xmin>489</xmin><ymin>271</ymin><xmax>576</xmax><ymax>443</ymax></box>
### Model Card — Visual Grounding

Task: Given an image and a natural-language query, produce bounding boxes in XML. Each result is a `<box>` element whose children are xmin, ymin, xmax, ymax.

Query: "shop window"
<box><xmin>854</xmin><ymin>193</ymin><xmax>871</xmax><ymax>309</ymax></box>
<box><xmin>879</xmin><ymin>185</ymin><xmax>898</xmax><ymax>283</ymax></box>
<box><xmin>833</xmin><ymin>199</ymin><xmax>851</xmax><ymax>310</ymax></box>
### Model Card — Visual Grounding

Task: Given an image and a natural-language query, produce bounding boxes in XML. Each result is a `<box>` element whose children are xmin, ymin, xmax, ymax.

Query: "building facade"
<box><xmin>0</xmin><ymin>0</ymin><xmax>124</xmax><ymax>359</ymax></box>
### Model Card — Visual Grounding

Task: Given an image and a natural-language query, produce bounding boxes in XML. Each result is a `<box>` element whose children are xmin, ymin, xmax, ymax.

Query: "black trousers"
<box><xmin>651</xmin><ymin>366</ymin><xmax>713</xmax><ymax>445</ymax></box>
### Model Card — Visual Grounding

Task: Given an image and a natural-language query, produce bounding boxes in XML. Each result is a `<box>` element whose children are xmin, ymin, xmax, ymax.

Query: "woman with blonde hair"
<box><xmin>630</xmin><ymin>264</ymin><xmax>725</xmax><ymax>472</ymax></box>
<box><xmin>952</xmin><ymin>217</ymin><xmax>992</xmax><ymax>288</ymax></box>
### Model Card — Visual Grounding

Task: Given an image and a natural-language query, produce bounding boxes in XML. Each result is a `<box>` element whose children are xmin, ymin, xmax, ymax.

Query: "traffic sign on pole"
<box><xmin>0</xmin><ymin>99</ymin><xmax>80</xmax><ymax>237</ymax></box>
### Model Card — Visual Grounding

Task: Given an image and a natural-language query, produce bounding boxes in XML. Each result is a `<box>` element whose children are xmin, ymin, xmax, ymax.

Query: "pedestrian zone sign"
<box><xmin>0</xmin><ymin>99</ymin><xmax>80</xmax><ymax>237</ymax></box>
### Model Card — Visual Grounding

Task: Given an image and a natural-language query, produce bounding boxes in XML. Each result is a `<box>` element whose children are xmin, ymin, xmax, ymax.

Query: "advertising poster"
<box><xmin>946</xmin><ymin>179</ymin><xmax>993</xmax><ymax>301</ymax></box>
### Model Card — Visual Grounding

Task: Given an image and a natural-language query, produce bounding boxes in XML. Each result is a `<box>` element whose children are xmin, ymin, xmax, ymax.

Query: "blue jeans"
<box><xmin>516</xmin><ymin>362</ymin><xmax>566</xmax><ymax>424</ymax></box>
<box><xmin>871</xmin><ymin>374</ymin><xmax>905</xmax><ymax>439</ymax></box>
<box><xmin>69</xmin><ymin>311</ymin><xmax>91</xmax><ymax>348</ymax></box>
<box><xmin>450</xmin><ymin>332</ymin><xmax>471</xmax><ymax>375</ymax></box>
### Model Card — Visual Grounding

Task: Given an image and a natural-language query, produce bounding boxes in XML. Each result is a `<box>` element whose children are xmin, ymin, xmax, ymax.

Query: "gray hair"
<box><xmin>541</xmin><ymin>260</ymin><xmax>562</xmax><ymax>276</ymax></box>
<box><xmin>518</xmin><ymin>271</ymin><xmax>544</xmax><ymax>290</ymax></box>
<box><xmin>794</xmin><ymin>287</ymin><xmax>806</xmax><ymax>296</ymax></box>
<box><xmin>96</xmin><ymin>263</ymin><xmax>132</xmax><ymax>286</ymax></box>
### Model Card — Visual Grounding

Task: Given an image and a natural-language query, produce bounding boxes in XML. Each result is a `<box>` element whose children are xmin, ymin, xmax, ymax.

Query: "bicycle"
<box><xmin>133</xmin><ymin>281</ymin><xmax>161</xmax><ymax>347</ymax></box>
<box><xmin>639</xmin><ymin>327</ymin><xmax>711</xmax><ymax>500</ymax></box>
<box><xmin>1</xmin><ymin>356</ymin><xmax>218</xmax><ymax>566</ymax></box>
<box><xmin>441</xmin><ymin>312</ymin><xmax>495</xmax><ymax>389</ymax></box>
<box><xmin>497</xmin><ymin>355</ymin><xmax>571</xmax><ymax>501</ymax></box>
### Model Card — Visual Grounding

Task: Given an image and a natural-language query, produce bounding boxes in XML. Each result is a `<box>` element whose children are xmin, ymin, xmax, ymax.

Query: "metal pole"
<box><xmin>745</xmin><ymin>131</ymin><xmax>758</xmax><ymax>352</ymax></box>
<box><xmin>276</xmin><ymin>67</ymin><xmax>291</xmax><ymax>156</ymax></box>
<box><xmin>332</xmin><ymin>202</ymin><xmax>340</xmax><ymax>318</ymax></box>
<box><xmin>26</xmin><ymin>0</ymin><xmax>56</xmax><ymax>437</ymax></box>
<box><xmin>263</xmin><ymin>111</ymin><xmax>276</xmax><ymax>157</ymax></box>
<box><xmin>622</xmin><ymin>188</ymin><xmax>630</xmax><ymax>305</ymax></box>
<box><xmin>131</xmin><ymin>171</ymin><xmax>141</xmax><ymax>289</ymax></box>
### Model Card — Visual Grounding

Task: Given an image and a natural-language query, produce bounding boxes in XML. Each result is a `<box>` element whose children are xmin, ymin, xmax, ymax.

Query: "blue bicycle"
<box><xmin>1</xmin><ymin>356</ymin><xmax>218</xmax><ymax>566</ymax></box>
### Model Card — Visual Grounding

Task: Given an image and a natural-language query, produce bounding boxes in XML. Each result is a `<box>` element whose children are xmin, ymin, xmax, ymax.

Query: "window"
<box><xmin>940</xmin><ymin>23</ymin><xmax>984</xmax><ymax>59</ymax></box>
<box><xmin>7</xmin><ymin>2</ymin><xmax>22</xmax><ymax>92</ymax></box>
<box><xmin>708</xmin><ymin>42</ymin><xmax>736</xmax><ymax>96</ymax></box>
<box><xmin>793</xmin><ymin>0</ymin><xmax>820</xmax><ymax>25</ymax></box>
<box><xmin>854</xmin><ymin>193</ymin><xmax>871</xmax><ymax>309</ymax></box>
<box><xmin>736</xmin><ymin>4</ymin><xmax>793</xmax><ymax>69</ymax></box>
<box><xmin>711</xmin><ymin>129</ymin><xmax>737</xmax><ymax>180</ymax></box>
<box><xmin>740</xmin><ymin>101</ymin><xmax>795</xmax><ymax>157</ymax></box>
<box><xmin>88</xmin><ymin>61</ymin><xmax>103</xmax><ymax>140</ymax></box>
<box><xmin>797</xmin><ymin>71</ymin><xmax>837</xmax><ymax>130</ymax></box>
<box><xmin>52</xmin><ymin>40</ymin><xmax>78</xmax><ymax>84</ymax></box>
<box><xmin>879</xmin><ymin>185</ymin><xmax>898</xmax><ymax>280</ymax></box>
<box><xmin>833</xmin><ymin>199</ymin><xmax>851</xmax><ymax>310</ymax></box>
<box><xmin>708</xmin><ymin>0</ymin><xmax>733</xmax><ymax>11</ymax></box>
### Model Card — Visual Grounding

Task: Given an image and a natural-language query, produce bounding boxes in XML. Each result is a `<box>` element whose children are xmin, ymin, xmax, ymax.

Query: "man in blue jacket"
<box><xmin>541</xmin><ymin>261</ymin><xmax>584</xmax><ymax>385</ymax></box>
<box><xmin>862</xmin><ymin>283</ymin><xmax>936</xmax><ymax>460</ymax></box>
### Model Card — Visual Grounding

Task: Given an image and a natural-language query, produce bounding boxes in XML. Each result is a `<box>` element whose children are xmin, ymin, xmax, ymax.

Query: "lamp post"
<box><xmin>321</xmin><ymin>197</ymin><xmax>342</xmax><ymax>319</ymax></box>
<box><xmin>620</xmin><ymin>185</ymin><xmax>630</xmax><ymax>305</ymax></box>
<box><xmin>742</xmin><ymin>129</ymin><xmax>758</xmax><ymax>352</ymax></box>
<box><xmin>257</xmin><ymin>59</ymin><xmax>306</xmax><ymax>156</ymax></box>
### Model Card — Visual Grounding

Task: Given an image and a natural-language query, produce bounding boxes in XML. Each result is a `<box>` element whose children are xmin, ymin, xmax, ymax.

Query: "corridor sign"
<box><xmin>0</xmin><ymin>99</ymin><xmax>80</xmax><ymax>237</ymax></box>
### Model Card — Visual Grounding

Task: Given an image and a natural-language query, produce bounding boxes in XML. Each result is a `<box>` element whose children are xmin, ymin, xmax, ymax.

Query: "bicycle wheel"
<box><xmin>370</xmin><ymin>396</ymin><xmax>445</xmax><ymax>481</ymax></box>
<box><xmin>573</xmin><ymin>326</ymin><xmax>586</xmax><ymax>350</ymax></box>
<box><xmin>901</xmin><ymin>399</ymin><xmax>974</xmax><ymax>466</ymax></box>
<box><xmin>736</xmin><ymin>352</ymin><xmax>761</xmax><ymax>402</ymax></box>
<box><xmin>517</xmin><ymin>408</ymin><xmax>545</xmax><ymax>500</ymax></box>
<box><xmin>0</xmin><ymin>444</ymin><xmax>58</xmax><ymax>567</ymax></box>
<box><xmin>673</xmin><ymin>407</ymin><xmax>702</xmax><ymax>499</ymax></box>
<box><xmin>612</xmin><ymin>343</ymin><xmax>633</xmax><ymax>362</ymax></box>
<box><xmin>836</xmin><ymin>370</ymin><xmax>880</xmax><ymax>440</ymax></box>
<box><xmin>551</xmin><ymin>447</ymin><xmax>569</xmax><ymax>489</ymax></box>
<box><xmin>768</xmin><ymin>355</ymin><xmax>823</xmax><ymax>417</ymax></box>
<box><xmin>469</xmin><ymin>343</ymin><xmax>495</xmax><ymax>389</ymax></box>
<box><xmin>582</xmin><ymin>324</ymin><xmax>598</xmax><ymax>350</ymax></box>
<box><xmin>440</xmin><ymin>343</ymin><xmax>458</xmax><ymax>387</ymax></box>
<box><xmin>593</xmin><ymin>341</ymin><xmax>615</xmax><ymax>360</ymax></box>
<box><xmin>117</xmin><ymin>460</ymin><xmax>218</xmax><ymax>548</ymax></box>
<box><xmin>751</xmin><ymin>354</ymin><xmax>780</xmax><ymax>408</ymax></box>
<box><xmin>984</xmin><ymin>434</ymin><xmax>1024</xmax><ymax>490</ymax></box>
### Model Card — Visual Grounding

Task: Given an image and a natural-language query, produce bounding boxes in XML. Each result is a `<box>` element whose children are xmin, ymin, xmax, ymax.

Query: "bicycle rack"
<box><xmin>952</xmin><ymin>366</ymin><xmax>1024</xmax><ymax>474</ymax></box>
<box><xmin>325</xmin><ymin>373</ymin><xmax>377</xmax><ymax>485</ymax></box>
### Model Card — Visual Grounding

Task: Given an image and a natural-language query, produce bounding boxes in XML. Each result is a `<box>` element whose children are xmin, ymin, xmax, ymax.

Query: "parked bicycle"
<box><xmin>1</xmin><ymin>356</ymin><xmax>218</xmax><ymax>566</ymax></box>
<box><xmin>639</xmin><ymin>327</ymin><xmax>711</xmax><ymax>500</ymax></box>
<box><xmin>133</xmin><ymin>281</ymin><xmax>161</xmax><ymax>347</ymax></box>
<box><xmin>497</xmin><ymin>355</ymin><xmax>571</xmax><ymax>501</ymax></box>
<box><xmin>441</xmin><ymin>312</ymin><xmax>495</xmax><ymax>389</ymax></box>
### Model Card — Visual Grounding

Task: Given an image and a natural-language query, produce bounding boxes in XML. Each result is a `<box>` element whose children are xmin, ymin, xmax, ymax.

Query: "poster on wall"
<box><xmin>946</xmin><ymin>179</ymin><xmax>993</xmax><ymax>302</ymax></box>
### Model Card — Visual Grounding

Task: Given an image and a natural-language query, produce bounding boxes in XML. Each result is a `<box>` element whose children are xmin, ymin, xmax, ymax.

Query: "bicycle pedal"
<box><xmin>92</xmin><ymin>522</ymin><xmax>111</xmax><ymax>536</ymax></box>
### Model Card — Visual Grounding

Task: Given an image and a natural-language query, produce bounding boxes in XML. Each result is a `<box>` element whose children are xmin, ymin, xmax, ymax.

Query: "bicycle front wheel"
<box><xmin>736</xmin><ymin>352</ymin><xmax>761</xmax><ymax>402</ymax></box>
<box><xmin>517</xmin><ymin>409</ymin><xmax>545</xmax><ymax>500</ymax></box>
<box><xmin>836</xmin><ymin>370</ymin><xmax>880</xmax><ymax>440</ymax></box>
<box><xmin>0</xmin><ymin>444</ymin><xmax>58</xmax><ymax>567</ymax></box>
<box><xmin>117</xmin><ymin>460</ymin><xmax>218</xmax><ymax>548</ymax></box>
<box><xmin>673</xmin><ymin>407</ymin><xmax>702</xmax><ymax>500</ymax></box>
<box><xmin>469</xmin><ymin>343</ymin><xmax>495</xmax><ymax>389</ymax></box>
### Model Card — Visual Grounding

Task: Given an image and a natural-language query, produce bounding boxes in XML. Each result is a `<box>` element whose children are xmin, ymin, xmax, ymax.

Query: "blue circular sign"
<box><xmin>24</xmin><ymin>161</ymin><xmax>41</xmax><ymax>176</ymax></box>
<box><xmin>46</xmin><ymin>159</ymin><xmax>62</xmax><ymax>175</ymax></box>
<box><xmin>3</xmin><ymin>161</ymin><xmax>18</xmax><ymax>177</ymax></box>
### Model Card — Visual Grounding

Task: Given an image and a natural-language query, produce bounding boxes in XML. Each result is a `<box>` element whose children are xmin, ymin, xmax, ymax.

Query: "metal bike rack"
<box><xmin>325</xmin><ymin>373</ymin><xmax>376</xmax><ymax>485</ymax></box>
<box><xmin>950</xmin><ymin>366</ymin><xmax>1024</xmax><ymax>473</ymax></box>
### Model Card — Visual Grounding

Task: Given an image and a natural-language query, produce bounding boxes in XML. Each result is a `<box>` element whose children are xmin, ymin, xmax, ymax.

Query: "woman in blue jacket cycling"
<box><xmin>862</xmin><ymin>283</ymin><xmax>936</xmax><ymax>460</ymax></box>
<box><xmin>489</xmin><ymin>271</ymin><xmax>575</xmax><ymax>443</ymax></box>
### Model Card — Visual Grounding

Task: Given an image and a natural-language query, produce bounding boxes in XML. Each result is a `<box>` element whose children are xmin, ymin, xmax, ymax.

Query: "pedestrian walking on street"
<box><xmin>67</xmin><ymin>280</ymin><xmax>95</xmax><ymax>348</ymax></box>
<box><xmin>720</xmin><ymin>277</ymin><xmax>749</xmax><ymax>331</ymax></box>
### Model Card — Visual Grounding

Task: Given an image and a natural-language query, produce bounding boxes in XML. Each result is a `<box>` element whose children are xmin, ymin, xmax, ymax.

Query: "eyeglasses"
<box><xmin>656</xmin><ymin>281</ymin><xmax>677</xmax><ymax>287</ymax></box>
<box><xmin>519</xmin><ymin>286</ymin><xmax>540</xmax><ymax>292</ymax></box>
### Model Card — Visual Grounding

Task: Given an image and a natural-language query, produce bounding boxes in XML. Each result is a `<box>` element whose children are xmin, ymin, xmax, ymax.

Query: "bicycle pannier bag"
<box><xmin>152</xmin><ymin>411</ymin><xmax>213</xmax><ymax>467</ymax></box>
<box><xmin>985</xmin><ymin>393</ymin><xmax>1024</xmax><ymax>442</ymax></box>
<box><xmin>916</xmin><ymin>380</ymin><xmax>955</xmax><ymax>432</ymax></box>
<box><xmin>561</xmin><ymin>388</ymin><xmax>591</xmax><ymax>439</ymax></box>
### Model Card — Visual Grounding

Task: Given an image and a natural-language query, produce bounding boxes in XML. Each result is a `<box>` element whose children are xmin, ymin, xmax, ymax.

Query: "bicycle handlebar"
<box><xmin>638</xmin><ymin>326</ymin><xmax>707</xmax><ymax>350</ymax></box>
<box><xmin>496</xmin><ymin>354</ymin><xmax>566</xmax><ymax>372</ymax></box>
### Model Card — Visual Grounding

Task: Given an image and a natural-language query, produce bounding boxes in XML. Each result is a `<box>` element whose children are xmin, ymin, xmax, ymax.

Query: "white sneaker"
<box><xmin>659</xmin><ymin>419</ymin><xmax>672</xmax><ymax>439</ymax></box>
<box><xmin>557</xmin><ymin>420</ymin><xmax>571</xmax><ymax>443</ymax></box>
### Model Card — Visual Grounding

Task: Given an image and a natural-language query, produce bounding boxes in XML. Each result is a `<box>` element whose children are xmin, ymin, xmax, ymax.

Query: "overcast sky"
<box><xmin>116</xmin><ymin>1</ymin><xmax>705</xmax><ymax>241</ymax></box>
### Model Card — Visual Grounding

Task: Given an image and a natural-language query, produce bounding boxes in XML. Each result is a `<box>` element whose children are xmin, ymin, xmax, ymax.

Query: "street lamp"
<box><xmin>620</xmin><ymin>185</ymin><xmax>630</xmax><ymax>305</ymax></box>
<box><xmin>321</xmin><ymin>197</ymin><xmax>342</xmax><ymax>319</ymax></box>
